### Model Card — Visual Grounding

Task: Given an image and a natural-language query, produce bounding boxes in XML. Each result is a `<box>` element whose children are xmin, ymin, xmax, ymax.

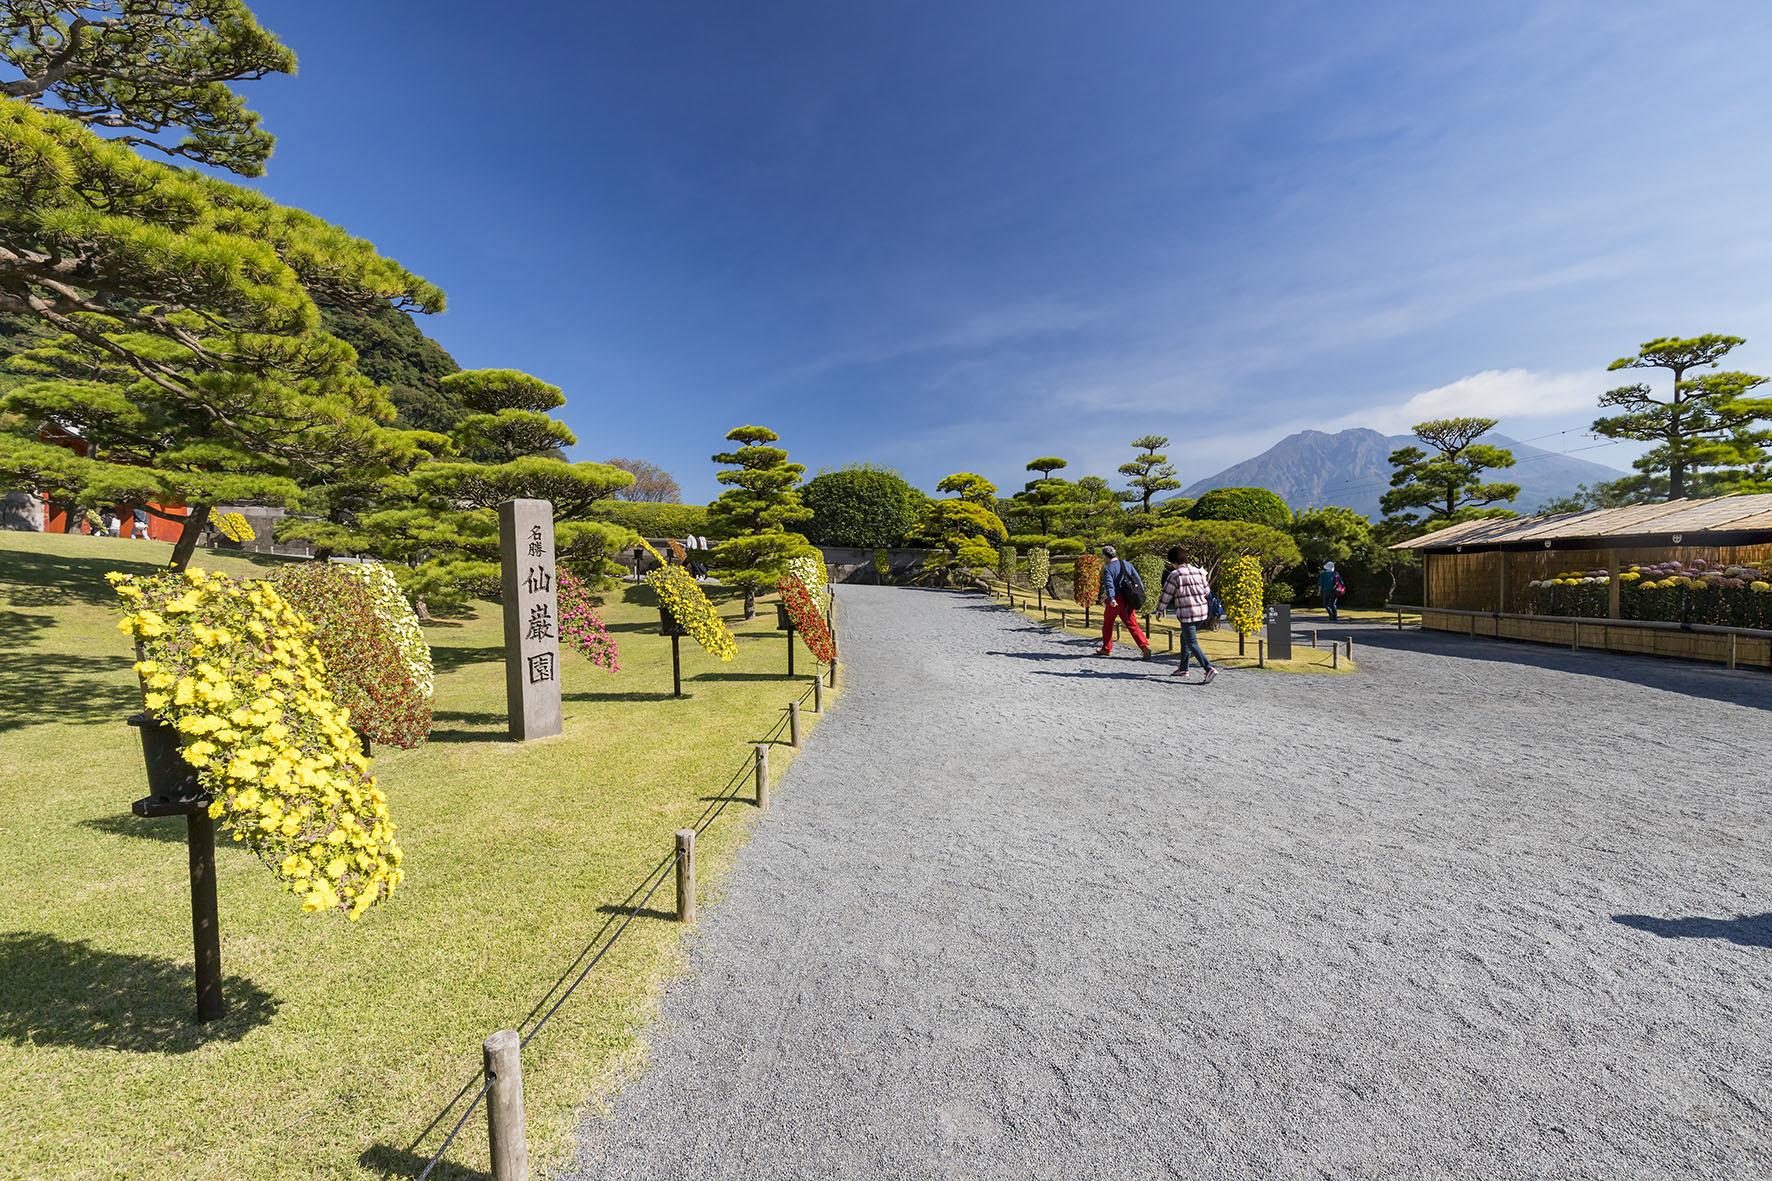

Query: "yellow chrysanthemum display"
<box><xmin>639</xmin><ymin>539</ymin><xmax>737</xmax><ymax>660</ymax></box>
<box><xmin>110</xmin><ymin>568</ymin><xmax>404</xmax><ymax>920</ymax></box>
<box><xmin>207</xmin><ymin>508</ymin><xmax>256</xmax><ymax>544</ymax></box>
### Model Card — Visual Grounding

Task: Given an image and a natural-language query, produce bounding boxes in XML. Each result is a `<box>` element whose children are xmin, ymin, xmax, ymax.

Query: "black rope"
<box><xmin>414</xmin><ymin>1076</ymin><xmax>494</xmax><ymax>1181</ymax></box>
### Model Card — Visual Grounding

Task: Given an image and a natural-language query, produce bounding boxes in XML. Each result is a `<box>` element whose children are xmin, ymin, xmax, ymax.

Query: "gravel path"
<box><xmin>568</xmin><ymin>587</ymin><xmax>1772</xmax><ymax>1180</ymax></box>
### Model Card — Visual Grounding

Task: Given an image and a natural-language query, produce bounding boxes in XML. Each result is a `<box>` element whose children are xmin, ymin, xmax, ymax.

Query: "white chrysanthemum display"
<box><xmin>351</xmin><ymin>562</ymin><xmax>434</xmax><ymax>700</ymax></box>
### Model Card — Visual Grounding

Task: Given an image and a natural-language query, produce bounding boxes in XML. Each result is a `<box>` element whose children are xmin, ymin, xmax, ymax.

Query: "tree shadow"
<box><xmin>985</xmin><ymin>649</ymin><xmax>1088</xmax><ymax>662</ymax></box>
<box><xmin>0</xmin><ymin>608</ymin><xmax>56</xmax><ymax>643</ymax></box>
<box><xmin>430</xmin><ymin>645</ymin><xmax>502</xmax><ymax>673</ymax></box>
<box><xmin>0</xmin><ymin>545</ymin><xmax>284</xmax><ymax>608</ymax></box>
<box><xmin>359</xmin><ymin>1144</ymin><xmax>490</xmax><ymax>1181</ymax></box>
<box><xmin>1613</xmin><ymin>913</ymin><xmax>1772</xmax><ymax>948</ymax></box>
<box><xmin>695</xmin><ymin>672</ymin><xmax>801</xmax><ymax>682</ymax></box>
<box><xmin>0</xmin><ymin>931</ymin><xmax>277</xmax><ymax>1053</ymax></box>
<box><xmin>563</xmin><ymin>690</ymin><xmax>678</xmax><ymax>703</ymax></box>
<box><xmin>428</xmin><ymin>730</ymin><xmax>511</xmax><ymax>745</ymax></box>
<box><xmin>0</xmin><ymin>650</ymin><xmax>140</xmax><ymax>731</ymax></box>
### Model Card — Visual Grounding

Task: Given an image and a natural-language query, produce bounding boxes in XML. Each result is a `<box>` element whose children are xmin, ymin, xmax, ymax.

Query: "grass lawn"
<box><xmin>988</xmin><ymin>584</ymin><xmax>1360</xmax><ymax>673</ymax></box>
<box><xmin>0</xmin><ymin>530</ymin><xmax>834</xmax><ymax>1180</ymax></box>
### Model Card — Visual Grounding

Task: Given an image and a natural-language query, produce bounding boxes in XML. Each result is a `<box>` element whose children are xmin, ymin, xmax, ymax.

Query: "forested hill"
<box><xmin>0</xmin><ymin>302</ymin><xmax>463</xmax><ymax>435</ymax></box>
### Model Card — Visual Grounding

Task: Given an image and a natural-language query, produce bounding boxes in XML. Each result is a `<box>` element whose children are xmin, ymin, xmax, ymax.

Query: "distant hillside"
<box><xmin>1182</xmin><ymin>427</ymin><xmax>1625</xmax><ymax>519</ymax></box>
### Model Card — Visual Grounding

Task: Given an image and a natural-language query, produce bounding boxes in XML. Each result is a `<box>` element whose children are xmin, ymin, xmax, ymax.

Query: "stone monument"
<box><xmin>1265</xmin><ymin>602</ymin><xmax>1293</xmax><ymax>661</ymax></box>
<box><xmin>499</xmin><ymin>498</ymin><xmax>563</xmax><ymax>741</ymax></box>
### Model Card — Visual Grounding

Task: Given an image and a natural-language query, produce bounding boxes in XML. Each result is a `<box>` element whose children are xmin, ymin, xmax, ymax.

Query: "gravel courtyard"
<box><xmin>569</xmin><ymin>587</ymin><xmax>1771</xmax><ymax>1180</ymax></box>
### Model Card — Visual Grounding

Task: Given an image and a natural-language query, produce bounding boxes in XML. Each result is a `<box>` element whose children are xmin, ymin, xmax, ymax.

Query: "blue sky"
<box><xmin>243</xmin><ymin>1</ymin><xmax>1772</xmax><ymax>502</ymax></box>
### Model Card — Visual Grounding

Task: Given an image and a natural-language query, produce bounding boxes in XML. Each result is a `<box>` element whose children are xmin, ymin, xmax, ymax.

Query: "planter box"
<box><xmin>658</xmin><ymin>604</ymin><xmax>687</xmax><ymax>637</ymax></box>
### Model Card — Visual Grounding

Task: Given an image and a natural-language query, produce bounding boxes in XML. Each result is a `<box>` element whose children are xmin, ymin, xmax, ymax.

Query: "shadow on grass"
<box><xmin>0</xmin><ymin>931</ymin><xmax>277</xmax><ymax>1053</ymax></box>
<box><xmin>694</xmin><ymin>672</ymin><xmax>802</xmax><ymax>682</ymax></box>
<box><xmin>596</xmin><ymin>903</ymin><xmax>677</xmax><ymax>921</ymax></box>
<box><xmin>0</xmin><ymin>650</ymin><xmax>140</xmax><ymax>731</ymax></box>
<box><xmin>428</xmin><ymin>730</ymin><xmax>510</xmax><ymax>745</ymax></box>
<box><xmin>430</xmin><ymin>645</ymin><xmax>502</xmax><ymax>673</ymax></box>
<box><xmin>359</xmin><ymin>1144</ymin><xmax>490</xmax><ymax>1181</ymax></box>
<box><xmin>80</xmin><ymin>814</ymin><xmax>190</xmax><ymax>844</ymax></box>
<box><xmin>1613</xmin><ymin>913</ymin><xmax>1772</xmax><ymax>948</ymax></box>
<box><xmin>564</xmin><ymin>690</ymin><xmax>678</xmax><ymax>703</ymax></box>
<box><xmin>0</xmin><ymin>547</ymin><xmax>173</xmax><ymax>607</ymax></box>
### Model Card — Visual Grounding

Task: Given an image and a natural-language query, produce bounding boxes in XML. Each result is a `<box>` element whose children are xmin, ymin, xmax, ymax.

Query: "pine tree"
<box><xmin>1594</xmin><ymin>336</ymin><xmax>1769</xmax><ymax>500</ymax></box>
<box><xmin>0</xmin><ymin>98</ymin><xmax>444</xmax><ymax>570</ymax></box>
<box><xmin>1380</xmin><ymin>418</ymin><xmax>1519</xmax><ymax>531</ymax></box>
<box><xmin>282</xmin><ymin>370</ymin><xmax>634</xmax><ymax>613</ymax></box>
<box><xmin>1117</xmin><ymin>435</ymin><xmax>1181</xmax><ymax>515</ymax></box>
<box><xmin>707</xmin><ymin>425</ymin><xmax>814</xmax><ymax>618</ymax></box>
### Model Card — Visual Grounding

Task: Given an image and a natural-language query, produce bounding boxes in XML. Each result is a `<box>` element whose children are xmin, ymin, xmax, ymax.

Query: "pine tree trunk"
<box><xmin>166</xmin><ymin>504</ymin><xmax>211</xmax><ymax>572</ymax></box>
<box><xmin>414</xmin><ymin>596</ymin><xmax>432</xmax><ymax>622</ymax></box>
<box><xmin>744</xmin><ymin>587</ymin><xmax>757</xmax><ymax>619</ymax></box>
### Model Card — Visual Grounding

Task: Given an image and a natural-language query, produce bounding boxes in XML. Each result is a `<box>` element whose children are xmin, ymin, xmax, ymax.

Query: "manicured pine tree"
<box><xmin>920</xmin><ymin>472</ymin><xmax>1008</xmax><ymax>581</ymax></box>
<box><xmin>1380</xmin><ymin>418</ymin><xmax>1519</xmax><ymax>532</ymax></box>
<box><xmin>1118</xmin><ymin>435</ymin><xmax>1182</xmax><ymax>515</ymax></box>
<box><xmin>1594</xmin><ymin>335</ymin><xmax>1770</xmax><ymax>500</ymax></box>
<box><xmin>708</xmin><ymin>425</ymin><xmax>814</xmax><ymax>618</ymax></box>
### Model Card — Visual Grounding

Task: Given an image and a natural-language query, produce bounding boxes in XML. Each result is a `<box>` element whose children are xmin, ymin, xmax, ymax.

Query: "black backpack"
<box><xmin>1115</xmin><ymin>561</ymin><xmax>1145</xmax><ymax>610</ymax></box>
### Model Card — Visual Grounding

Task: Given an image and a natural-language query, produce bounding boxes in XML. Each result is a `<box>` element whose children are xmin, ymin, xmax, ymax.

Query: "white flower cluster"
<box><xmin>350</xmin><ymin>562</ymin><xmax>434</xmax><ymax>699</ymax></box>
<box><xmin>787</xmin><ymin>551</ymin><xmax>830</xmax><ymax>609</ymax></box>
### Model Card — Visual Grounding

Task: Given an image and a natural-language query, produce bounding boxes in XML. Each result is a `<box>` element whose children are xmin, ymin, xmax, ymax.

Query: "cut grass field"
<box><xmin>987</xmin><ymin>583</ymin><xmax>1362</xmax><ymax>673</ymax></box>
<box><xmin>0</xmin><ymin>530</ymin><xmax>834</xmax><ymax>1180</ymax></box>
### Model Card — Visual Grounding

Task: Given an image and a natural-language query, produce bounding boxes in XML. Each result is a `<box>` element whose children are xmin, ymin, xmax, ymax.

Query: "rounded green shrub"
<box><xmin>1189</xmin><ymin>487</ymin><xmax>1293</xmax><ymax>530</ymax></box>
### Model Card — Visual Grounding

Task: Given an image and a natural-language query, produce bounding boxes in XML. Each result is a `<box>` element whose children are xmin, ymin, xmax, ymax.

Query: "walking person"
<box><xmin>1318</xmin><ymin>560</ymin><xmax>1344</xmax><ymax>622</ymax></box>
<box><xmin>1094</xmin><ymin>545</ymin><xmax>1152</xmax><ymax>659</ymax></box>
<box><xmin>1157</xmin><ymin>546</ymin><xmax>1217</xmax><ymax>683</ymax></box>
<box><xmin>131</xmin><ymin>506</ymin><xmax>150</xmax><ymax>539</ymax></box>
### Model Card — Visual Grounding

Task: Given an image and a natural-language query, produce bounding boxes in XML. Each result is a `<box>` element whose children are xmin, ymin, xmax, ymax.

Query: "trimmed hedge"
<box><xmin>1189</xmin><ymin>487</ymin><xmax>1293</xmax><ymax>530</ymax></box>
<box><xmin>589</xmin><ymin>500</ymin><xmax>710</xmax><ymax>539</ymax></box>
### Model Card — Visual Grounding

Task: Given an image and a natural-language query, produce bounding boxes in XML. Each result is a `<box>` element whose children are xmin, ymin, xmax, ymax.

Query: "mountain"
<box><xmin>1181</xmin><ymin>427</ymin><xmax>1626</xmax><ymax>520</ymax></box>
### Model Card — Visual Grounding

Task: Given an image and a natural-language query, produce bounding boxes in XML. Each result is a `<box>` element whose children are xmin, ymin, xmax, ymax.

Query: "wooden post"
<box><xmin>483</xmin><ymin>1030</ymin><xmax>530</xmax><ymax>1181</ymax></box>
<box><xmin>1332</xmin><ymin>645</ymin><xmax>1340</xmax><ymax>670</ymax></box>
<box><xmin>1396</xmin><ymin>609</ymin><xmax>1403</xmax><ymax>631</ymax></box>
<box><xmin>1310</xmin><ymin>629</ymin><xmax>1318</xmax><ymax>649</ymax></box>
<box><xmin>1344</xmin><ymin>636</ymin><xmax>1352</xmax><ymax>659</ymax></box>
<box><xmin>754</xmin><ymin>743</ymin><xmax>770</xmax><ymax>809</ymax></box>
<box><xmin>1607</xmin><ymin>548</ymin><xmax>1622</xmax><ymax>620</ymax></box>
<box><xmin>828</xmin><ymin>660</ymin><xmax>838</xmax><ymax>688</ymax></box>
<box><xmin>788</xmin><ymin>700</ymin><xmax>801</xmax><ymax>748</ymax></box>
<box><xmin>1166</xmin><ymin>629</ymin><xmax>1175</xmax><ymax>652</ymax></box>
<box><xmin>187</xmin><ymin>810</ymin><xmax>223</xmax><ymax>1023</ymax></box>
<box><xmin>1257</xmin><ymin>638</ymin><xmax>1265</xmax><ymax>668</ymax></box>
<box><xmin>1238</xmin><ymin>632</ymin><xmax>1246</xmax><ymax>656</ymax></box>
<box><xmin>813</xmin><ymin>675</ymin><xmax>823</xmax><ymax>713</ymax></box>
<box><xmin>674</xmin><ymin>829</ymin><xmax>696</xmax><ymax>923</ymax></box>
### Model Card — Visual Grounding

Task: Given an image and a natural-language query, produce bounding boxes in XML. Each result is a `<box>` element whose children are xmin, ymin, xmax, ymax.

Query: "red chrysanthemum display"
<box><xmin>776</xmin><ymin>575</ymin><xmax>837</xmax><ymax>664</ymax></box>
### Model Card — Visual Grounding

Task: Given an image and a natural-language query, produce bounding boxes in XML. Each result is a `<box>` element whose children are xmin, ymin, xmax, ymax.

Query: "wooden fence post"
<box><xmin>483</xmin><ymin>1030</ymin><xmax>530</xmax><ymax>1181</ymax></box>
<box><xmin>1344</xmin><ymin>636</ymin><xmax>1352</xmax><ymax>659</ymax></box>
<box><xmin>754</xmin><ymin>743</ymin><xmax>770</xmax><ymax>809</ymax></box>
<box><xmin>788</xmin><ymin>700</ymin><xmax>801</xmax><ymax>748</ymax></box>
<box><xmin>1332</xmin><ymin>645</ymin><xmax>1339</xmax><ymax>670</ymax></box>
<box><xmin>1396</xmin><ymin>609</ymin><xmax>1403</xmax><ymax>630</ymax></box>
<box><xmin>675</xmin><ymin>829</ymin><xmax>695</xmax><ymax>923</ymax></box>
<box><xmin>813</xmin><ymin>675</ymin><xmax>823</xmax><ymax>713</ymax></box>
<box><xmin>1257</xmin><ymin>638</ymin><xmax>1265</xmax><ymax>668</ymax></box>
<box><xmin>828</xmin><ymin>660</ymin><xmax>839</xmax><ymax>688</ymax></box>
<box><xmin>1310</xmin><ymin>629</ymin><xmax>1318</xmax><ymax>649</ymax></box>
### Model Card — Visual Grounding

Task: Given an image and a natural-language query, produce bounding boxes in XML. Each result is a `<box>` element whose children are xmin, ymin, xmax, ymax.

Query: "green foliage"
<box><xmin>1117</xmin><ymin>435</ymin><xmax>1182</xmax><ymax>514</ymax></box>
<box><xmin>1189</xmin><ymin>486</ymin><xmax>1294</xmax><ymax>530</ymax></box>
<box><xmin>997</xmin><ymin>543</ymin><xmax>1018</xmax><ymax>583</ymax></box>
<box><xmin>1025</xmin><ymin>546</ymin><xmax>1050</xmax><ymax>592</ymax></box>
<box><xmin>1533</xmin><ymin>479</ymin><xmax>1645</xmax><ymax>515</ymax></box>
<box><xmin>0</xmin><ymin>0</ymin><xmax>296</xmax><ymax>176</ymax></box>
<box><xmin>1379</xmin><ymin>418</ymin><xmax>1519</xmax><ymax>530</ymax></box>
<box><xmin>708</xmin><ymin>424</ymin><xmax>813</xmax><ymax>615</ymax></box>
<box><xmin>1132</xmin><ymin>553</ymin><xmax>1163</xmax><ymax>598</ymax></box>
<box><xmin>317</xmin><ymin>301</ymin><xmax>461</xmax><ymax>435</ymax></box>
<box><xmin>1010</xmin><ymin>476</ymin><xmax>1075</xmax><ymax>535</ymax></box>
<box><xmin>1068</xmin><ymin>475</ymin><xmax>1127</xmax><ymax>542</ymax></box>
<box><xmin>935</xmin><ymin>471</ymin><xmax>997</xmax><ymax>505</ymax></box>
<box><xmin>589</xmin><ymin>500</ymin><xmax>710</xmax><ymax>539</ymax></box>
<box><xmin>1048</xmin><ymin>536</ymin><xmax>1085</xmax><ymax>555</ymax></box>
<box><xmin>800</xmin><ymin>465</ymin><xmax>923</xmax><ymax>547</ymax></box>
<box><xmin>1026</xmin><ymin>456</ymin><xmax>1068</xmax><ymax>478</ymax></box>
<box><xmin>1222</xmin><ymin>555</ymin><xmax>1264</xmax><ymax>636</ymax></box>
<box><xmin>872</xmin><ymin>547</ymin><xmax>891</xmax><ymax>582</ymax></box>
<box><xmin>1291</xmin><ymin>506</ymin><xmax>1383</xmax><ymax>568</ymax></box>
<box><xmin>0</xmin><ymin>97</ymin><xmax>445</xmax><ymax>569</ymax></box>
<box><xmin>1595</xmin><ymin>335</ymin><xmax>1770</xmax><ymax>499</ymax></box>
<box><xmin>1133</xmin><ymin>518</ymin><xmax>1301</xmax><ymax>584</ymax></box>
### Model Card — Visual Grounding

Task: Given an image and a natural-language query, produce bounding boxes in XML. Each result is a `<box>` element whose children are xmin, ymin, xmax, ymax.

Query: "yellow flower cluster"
<box><xmin>637</xmin><ymin>538</ymin><xmax>737</xmax><ymax>660</ymax></box>
<box><xmin>110</xmin><ymin>568</ymin><xmax>404</xmax><ymax>920</ymax></box>
<box><xmin>207</xmin><ymin>508</ymin><xmax>256</xmax><ymax>543</ymax></box>
<box><xmin>1222</xmin><ymin>555</ymin><xmax>1265</xmax><ymax>637</ymax></box>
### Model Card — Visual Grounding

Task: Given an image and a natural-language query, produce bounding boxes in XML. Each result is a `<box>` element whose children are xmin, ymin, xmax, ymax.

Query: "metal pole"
<box><xmin>788</xmin><ymin>700</ymin><xmax>801</xmax><ymax>748</ymax></box>
<box><xmin>483</xmin><ymin>1030</ymin><xmax>530</xmax><ymax>1181</ymax></box>
<box><xmin>671</xmin><ymin>633</ymin><xmax>682</xmax><ymax>697</ymax></box>
<box><xmin>188</xmin><ymin>810</ymin><xmax>223</xmax><ymax>1022</ymax></box>
<box><xmin>1396</xmin><ymin>609</ymin><xmax>1403</xmax><ymax>630</ymax></box>
<box><xmin>674</xmin><ymin>829</ymin><xmax>696</xmax><ymax>923</ymax></box>
<box><xmin>786</xmin><ymin>620</ymin><xmax>795</xmax><ymax>677</ymax></box>
<box><xmin>754</xmin><ymin>743</ymin><xmax>770</xmax><ymax>808</ymax></box>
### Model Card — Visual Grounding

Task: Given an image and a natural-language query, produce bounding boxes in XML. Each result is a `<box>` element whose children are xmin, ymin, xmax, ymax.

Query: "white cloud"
<box><xmin>1330</xmin><ymin>368</ymin><xmax>1603</xmax><ymax>435</ymax></box>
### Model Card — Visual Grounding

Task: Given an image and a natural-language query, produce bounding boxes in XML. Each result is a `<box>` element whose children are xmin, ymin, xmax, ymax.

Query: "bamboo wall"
<box><xmin>1419</xmin><ymin>608</ymin><xmax>1772</xmax><ymax>669</ymax></box>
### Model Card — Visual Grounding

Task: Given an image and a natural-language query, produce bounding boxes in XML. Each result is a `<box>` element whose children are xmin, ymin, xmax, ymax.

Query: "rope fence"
<box><xmin>403</xmin><ymin>615</ymin><xmax>841</xmax><ymax>1179</ymax></box>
